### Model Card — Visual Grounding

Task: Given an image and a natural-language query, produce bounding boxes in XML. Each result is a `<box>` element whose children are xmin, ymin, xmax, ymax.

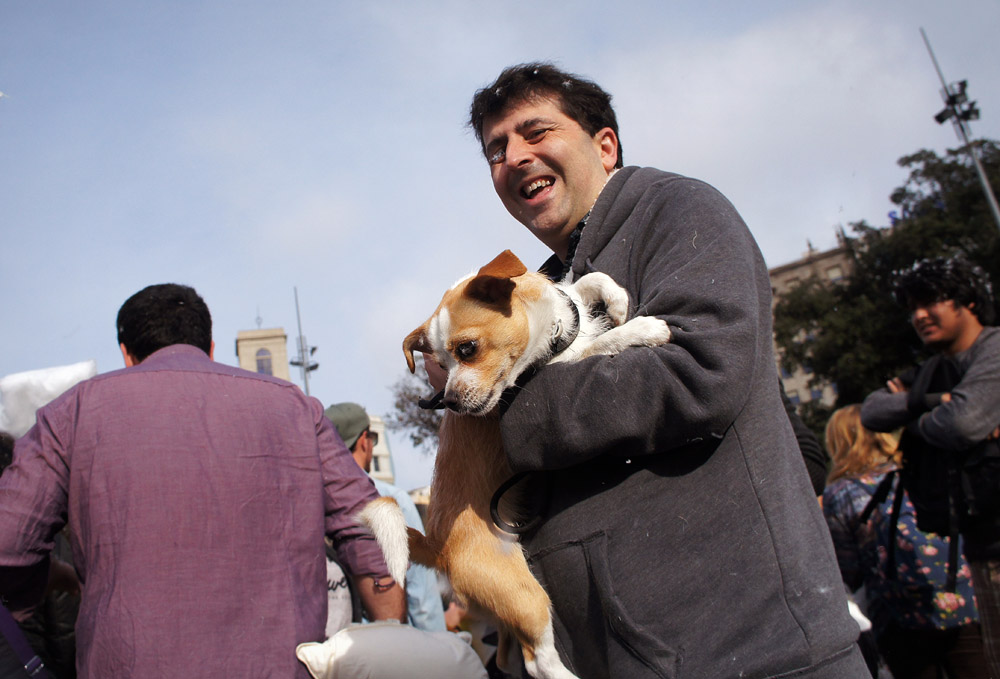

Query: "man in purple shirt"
<box><xmin>0</xmin><ymin>283</ymin><xmax>404</xmax><ymax>678</ymax></box>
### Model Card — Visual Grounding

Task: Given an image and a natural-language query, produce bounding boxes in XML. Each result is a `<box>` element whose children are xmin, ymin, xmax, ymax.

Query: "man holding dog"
<box><xmin>465</xmin><ymin>63</ymin><xmax>867</xmax><ymax>677</ymax></box>
<box><xmin>0</xmin><ymin>283</ymin><xmax>404</xmax><ymax>678</ymax></box>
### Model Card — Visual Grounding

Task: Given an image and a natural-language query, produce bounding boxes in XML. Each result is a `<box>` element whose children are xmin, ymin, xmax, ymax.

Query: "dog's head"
<box><xmin>403</xmin><ymin>250</ymin><xmax>551</xmax><ymax>415</ymax></box>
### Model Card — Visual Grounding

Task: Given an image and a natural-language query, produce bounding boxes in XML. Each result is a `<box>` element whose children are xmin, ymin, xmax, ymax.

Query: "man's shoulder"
<box><xmin>974</xmin><ymin>326</ymin><xmax>1000</xmax><ymax>350</ymax></box>
<box><xmin>613</xmin><ymin>166</ymin><xmax>721</xmax><ymax>195</ymax></box>
<box><xmin>602</xmin><ymin>166</ymin><xmax>737</xmax><ymax>222</ymax></box>
<box><xmin>85</xmin><ymin>345</ymin><xmax>305</xmax><ymax>401</ymax></box>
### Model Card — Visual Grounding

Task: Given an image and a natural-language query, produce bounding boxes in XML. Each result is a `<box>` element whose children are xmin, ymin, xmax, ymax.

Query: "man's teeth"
<box><xmin>523</xmin><ymin>179</ymin><xmax>553</xmax><ymax>198</ymax></box>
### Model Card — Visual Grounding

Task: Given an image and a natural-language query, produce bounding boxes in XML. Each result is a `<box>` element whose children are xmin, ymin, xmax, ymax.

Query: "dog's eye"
<box><xmin>456</xmin><ymin>341</ymin><xmax>478</xmax><ymax>361</ymax></box>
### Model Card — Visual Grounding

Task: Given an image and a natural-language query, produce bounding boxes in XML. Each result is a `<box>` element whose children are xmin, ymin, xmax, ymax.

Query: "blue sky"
<box><xmin>2</xmin><ymin>0</ymin><xmax>998</xmax><ymax>489</ymax></box>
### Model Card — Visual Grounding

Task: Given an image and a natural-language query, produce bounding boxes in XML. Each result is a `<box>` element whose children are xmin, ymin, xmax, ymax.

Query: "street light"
<box><xmin>921</xmin><ymin>28</ymin><xmax>1000</xmax><ymax>233</ymax></box>
<box><xmin>290</xmin><ymin>287</ymin><xmax>319</xmax><ymax>395</ymax></box>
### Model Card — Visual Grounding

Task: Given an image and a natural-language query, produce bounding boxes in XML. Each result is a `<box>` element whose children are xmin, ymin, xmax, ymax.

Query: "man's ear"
<box><xmin>120</xmin><ymin>343</ymin><xmax>139</xmax><ymax>368</ymax></box>
<box><xmin>596</xmin><ymin>127</ymin><xmax>618</xmax><ymax>173</ymax></box>
<box><xmin>209</xmin><ymin>341</ymin><xmax>215</xmax><ymax>360</ymax></box>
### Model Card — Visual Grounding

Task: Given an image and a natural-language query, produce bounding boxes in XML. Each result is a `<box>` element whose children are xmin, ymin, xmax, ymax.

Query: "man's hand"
<box><xmin>353</xmin><ymin>575</ymin><xmax>406</xmax><ymax>622</ymax></box>
<box><xmin>422</xmin><ymin>353</ymin><xmax>447</xmax><ymax>393</ymax></box>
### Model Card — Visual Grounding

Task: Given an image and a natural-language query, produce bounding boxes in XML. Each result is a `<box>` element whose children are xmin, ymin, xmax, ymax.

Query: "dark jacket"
<box><xmin>501</xmin><ymin>167</ymin><xmax>865</xmax><ymax>678</ymax></box>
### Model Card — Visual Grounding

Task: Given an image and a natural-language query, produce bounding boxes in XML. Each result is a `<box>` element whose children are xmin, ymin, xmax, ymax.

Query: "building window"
<box><xmin>372</xmin><ymin>456</ymin><xmax>381</xmax><ymax>473</ymax></box>
<box><xmin>810</xmin><ymin>388</ymin><xmax>823</xmax><ymax>401</ymax></box>
<box><xmin>256</xmin><ymin>348</ymin><xmax>273</xmax><ymax>375</ymax></box>
<box><xmin>826</xmin><ymin>265</ymin><xmax>844</xmax><ymax>282</ymax></box>
<box><xmin>788</xmin><ymin>390</ymin><xmax>801</xmax><ymax>406</ymax></box>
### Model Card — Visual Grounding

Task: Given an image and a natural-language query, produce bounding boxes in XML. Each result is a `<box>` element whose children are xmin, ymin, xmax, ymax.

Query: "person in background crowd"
<box><xmin>0</xmin><ymin>283</ymin><xmax>403</xmax><ymax>678</ymax></box>
<box><xmin>861</xmin><ymin>256</ymin><xmax>1000</xmax><ymax>674</ymax></box>
<box><xmin>824</xmin><ymin>404</ymin><xmax>988</xmax><ymax>679</ymax></box>
<box><xmin>324</xmin><ymin>401</ymin><xmax>447</xmax><ymax>633</ymax></box>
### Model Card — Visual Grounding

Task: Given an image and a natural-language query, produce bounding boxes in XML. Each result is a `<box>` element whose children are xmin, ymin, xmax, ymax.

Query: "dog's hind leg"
<box><xmin>446</xmin><ymin>508</ymin><xmax>578</xmax><ymax>679</ymax></box>
<box><xmin>525</xmin><ymin>620</ymin><xmax>578</xmax><ymax>679</ymax></box>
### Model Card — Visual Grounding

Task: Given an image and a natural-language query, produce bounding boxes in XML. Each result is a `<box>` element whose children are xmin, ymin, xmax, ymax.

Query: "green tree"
<box><xmin>774</xmin><ymin>140</ymin><xmax>1000</xmax><ymax>429</ymax></box>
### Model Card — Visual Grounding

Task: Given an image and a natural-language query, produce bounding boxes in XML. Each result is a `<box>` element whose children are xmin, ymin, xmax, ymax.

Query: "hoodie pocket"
<box><xmin>530</xmin><ymin>531</ymin><xmax>678</xmax><ymax>679</ymax></box>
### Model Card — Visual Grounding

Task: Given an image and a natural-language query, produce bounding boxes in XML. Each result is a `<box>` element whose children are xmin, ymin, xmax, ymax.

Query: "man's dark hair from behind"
<box><xmin>895</xmin><ymin>255</ymin><xmax>996</xmax><ymax>326</ymax></box>
<box><xmin>468</xmin><ymin>61</ymin><xmax>624</xmax><ymax>169</ymax></box>
<box><xmin>116</xmin><ymin>283</ymin><xmax>213</xmax><ymax>362</ymax></box>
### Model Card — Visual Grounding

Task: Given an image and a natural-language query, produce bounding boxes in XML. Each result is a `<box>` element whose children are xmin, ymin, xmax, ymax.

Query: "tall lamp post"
<box><xmin>921</xmin><ymin>28</ymin><xmax>1000</xmax><ymax>233</ymax></box>
<box><xmin>290</xmin><ymin>286</ymin><xmax>318</xmax><ymax>395</ymax></box>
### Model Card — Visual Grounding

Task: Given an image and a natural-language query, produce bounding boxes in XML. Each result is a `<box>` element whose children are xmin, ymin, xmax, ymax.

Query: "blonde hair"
<box><xmin>825</xmin><ymin>404</ymin><xmax>900</xmax><ymax>484</ymax></box>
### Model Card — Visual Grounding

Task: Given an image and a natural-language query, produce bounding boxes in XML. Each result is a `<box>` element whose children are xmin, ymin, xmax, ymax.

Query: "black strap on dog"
<box><xmin>490</xmin><ymin>472</ymin><xmax>543</xmax><ymax>535</ymax></box>
<box><xmin>418</xmin><ymin>390</ymin><xmax>446</xmax><ymax>410</ymax></box>
<box><xmin>550</xmin><ymin>288</ymin><xmax>581</xmax><ymax>356</ymax></box>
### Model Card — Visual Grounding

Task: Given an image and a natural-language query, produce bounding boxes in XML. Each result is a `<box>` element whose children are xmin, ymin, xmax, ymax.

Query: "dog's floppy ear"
<box><xmin>402</xmin><ymin>325</ymin><xmax>432</xmax><ymax>374</ymax></box>
<box><xmin>464</xmin><ymin>250</ymin><xmax>527</xmax><ymax>308</ymax></box>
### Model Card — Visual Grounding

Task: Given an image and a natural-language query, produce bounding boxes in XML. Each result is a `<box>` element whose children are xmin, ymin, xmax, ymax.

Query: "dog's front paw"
<box><xmin>571</xmin><ymin>273</ymin><xmax>629</xmax><ymax>326</ymax></box>
<box><xmin>620</xmin><ymin>316</ymin><xmax>672</xmax><ymax>347</ymax></box>
<box><xmin>599</xmin><ymin>285</ymin><xmax>629</xmax><ymax>327</ymax></box>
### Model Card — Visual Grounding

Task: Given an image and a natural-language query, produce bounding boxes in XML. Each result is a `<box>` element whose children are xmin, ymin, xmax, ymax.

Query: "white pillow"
<box><xmin>296</xmin><ymin>620</ymin><xmax>488</xmax><ymax>679</ymax></box>
<box><xmin>0</xmin><ymin>360</ymin><xmax>97</xmax><ymax>437</ymax></box>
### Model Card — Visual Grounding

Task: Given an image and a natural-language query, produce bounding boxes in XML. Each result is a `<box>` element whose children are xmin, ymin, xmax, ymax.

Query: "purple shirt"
<box><xmin>0</xmin><ymin>345</ymin><xmax>389</xmax><ymax>678</ymax></box>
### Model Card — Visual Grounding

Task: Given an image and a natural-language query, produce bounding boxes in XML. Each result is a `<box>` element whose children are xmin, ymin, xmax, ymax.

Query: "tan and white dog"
<box><xmin>359</xmin><ymin>250</ymin><xmax>671</xmax><ymax>679</ymax></box>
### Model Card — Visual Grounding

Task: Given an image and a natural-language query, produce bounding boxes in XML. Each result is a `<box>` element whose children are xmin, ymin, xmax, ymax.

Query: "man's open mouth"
<box><xmin>521</xmin><ymin>178</ymin><xmax>553</xmax><ymax>199</ymax></box>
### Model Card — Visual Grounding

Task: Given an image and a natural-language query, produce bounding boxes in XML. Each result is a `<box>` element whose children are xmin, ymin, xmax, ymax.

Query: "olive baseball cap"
<box><xmin>324</xmin><ymin>402</ymin><xmax>370</xmax><ymax>450</ymax></box>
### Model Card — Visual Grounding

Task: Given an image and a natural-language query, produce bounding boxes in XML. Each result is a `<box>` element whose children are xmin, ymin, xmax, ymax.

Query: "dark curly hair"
<box><xmin>894</xmin><ymin>255</ymin><xmax>995</xmax><ymax>326</ymax></box>
<box><xmin>116</xmin><ymin>284</ymin><xmax>213</xmax><ymax>362</ymax></box>
<box><xmin>469</xmin><ymin>62</ymin><xmax>623</xmax><ymax>169</ymax></box>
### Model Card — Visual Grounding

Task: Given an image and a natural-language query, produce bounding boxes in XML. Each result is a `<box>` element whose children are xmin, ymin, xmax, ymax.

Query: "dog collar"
<box><xmin>550</xmin><ymin>288</ymin><xmax>580</xmax><ymax>355</ymax></box>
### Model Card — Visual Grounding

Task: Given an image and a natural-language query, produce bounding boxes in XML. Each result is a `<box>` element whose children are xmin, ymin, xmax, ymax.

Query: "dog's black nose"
<box><xmin>442</xmin><ymin>394</ymin><xmax>461</xmax><ymax>411</ymax></box>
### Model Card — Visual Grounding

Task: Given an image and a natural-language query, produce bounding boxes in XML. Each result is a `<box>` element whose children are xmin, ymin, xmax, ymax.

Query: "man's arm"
<box><xmin>0</xmin><ymin>402</ymin><xmax>72</xmax><ymax>615</ymax></box>
<box><xmin>501</xmin><ymin>177</ymin><xmax>766</xmax><ymax>471</ymax></box>
<box><xmin>352</xmin><ymin>575</ymin><xmax>407</xmax><ymax>621</ymax></box>
<box><xmin>917</xmin><ymin>330</ymin><xmax>1000</xmax><ymax>450</ymax></box>
<box><xmin>389</xmin><ymin>486</ymin><xmax>446</xmax><ymax>631</ymax></box>
<box><xmin>860</xmin><ymin>385</ymin><xmax>912</xmax><ymax>433</ymax></box>
<box><xmin>314</xmin><ymin>399</ymin><xmax>410</xmax><ymax>625</ymax></box>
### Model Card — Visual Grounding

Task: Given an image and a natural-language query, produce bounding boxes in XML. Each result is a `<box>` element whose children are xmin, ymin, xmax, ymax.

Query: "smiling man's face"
<box><xmin>910</xmin><ymin>298</ymin><xmax>981</xmax><ymax>354</ymax></box>
<box><xmin>482</xmin><ymin>96</ymin><xmax>617</xmax><ymax>259</ymax></box>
